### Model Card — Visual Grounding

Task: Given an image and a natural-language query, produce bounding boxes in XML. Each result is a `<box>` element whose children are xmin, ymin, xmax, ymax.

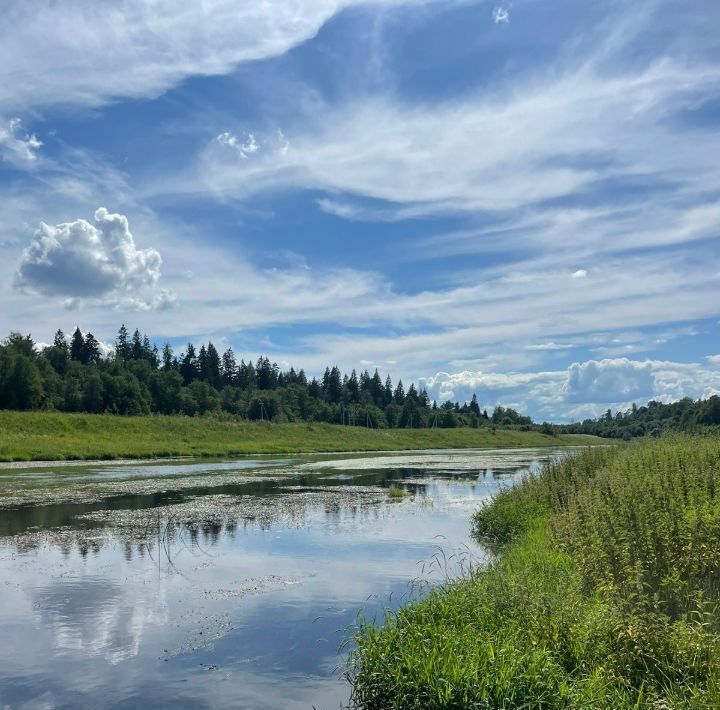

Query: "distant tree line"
<box><xmin>560</xmin><ymin>397</ymin><xmax>720</xmax><ymax>439</ymax></box>
<box><xmin>0</xmin><ymin>326</ymin><xmax>535</xmax><ymax>429</ymax></box>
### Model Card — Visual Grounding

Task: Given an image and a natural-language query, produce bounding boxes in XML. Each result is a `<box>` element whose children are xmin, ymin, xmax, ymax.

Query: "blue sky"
<box><xmin>1</xmin><ymin>0</ymin><xmax>719</xmax><ymax>421</ymax></box>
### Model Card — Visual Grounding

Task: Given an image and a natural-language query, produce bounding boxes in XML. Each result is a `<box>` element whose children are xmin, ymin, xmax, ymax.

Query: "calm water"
<box><xmin>0</xmin><ymin>448</ymin><xmax>571</xmax><ymax>709</ymax></box>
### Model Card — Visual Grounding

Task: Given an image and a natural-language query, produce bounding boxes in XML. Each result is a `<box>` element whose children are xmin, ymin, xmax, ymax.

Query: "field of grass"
<box><xmin>350</xmin><ymin>436</ymin><xmax>720</xmax><ymax>708</ymax></box>
<box><xmin>0</xmin><ymin>410</ymin><xmax>601</xmax><ymax>462</ymax></box>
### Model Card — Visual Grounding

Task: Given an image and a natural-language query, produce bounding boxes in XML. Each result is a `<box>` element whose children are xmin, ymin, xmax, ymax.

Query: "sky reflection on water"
<box><xmin>0</xmin><ymin>448</ymin><xmax>569</xmax><ymax>709</ymax></box>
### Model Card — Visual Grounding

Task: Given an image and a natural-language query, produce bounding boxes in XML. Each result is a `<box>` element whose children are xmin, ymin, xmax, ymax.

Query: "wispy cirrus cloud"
<box><xmin>0</xmin><ymin>0</ymin><xmax>434</xmax><ymax>111</ymax></box>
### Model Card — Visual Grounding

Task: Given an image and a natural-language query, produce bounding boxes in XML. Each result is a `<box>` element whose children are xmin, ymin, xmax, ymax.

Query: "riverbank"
<box><xmin>350</xmin><ymin>435</ymin><xmax>720</xmax><ymax>708</ymax></box>
<box><xmin>0</xmin><ymin>411</ymin><xmax>602</xmax><ymax>462</ymax></box>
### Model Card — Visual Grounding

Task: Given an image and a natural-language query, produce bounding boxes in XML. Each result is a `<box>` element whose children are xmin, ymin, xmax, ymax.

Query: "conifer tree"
<box><xmin>162</xmin><ymin>343</ymin><xmax>174</xmax><ymax>372</ymax></box>
<box><xmin>115</xmin><ymin>324</ymin><xmax>130</xmax><ymax>363</ymax></box>
<box><xmin>70</xmin><ymin>327</ymin><xmax>85</xmax><ymax>363</ymax></box>
<box><xmin>83</xmin><ymin>333</ymin><xmax>101</xmax><ymax>364</ymax></box>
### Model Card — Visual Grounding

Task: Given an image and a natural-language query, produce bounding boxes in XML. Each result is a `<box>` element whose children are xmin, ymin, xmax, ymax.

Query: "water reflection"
<box><xmin>0</xmin><ymin>448</ymin><xmax>571</xmax><ymax>709</ymax></box>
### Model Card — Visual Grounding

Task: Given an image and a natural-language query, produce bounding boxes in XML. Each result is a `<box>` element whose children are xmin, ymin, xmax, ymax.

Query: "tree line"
<box><xmin>4</xmin><ymin>326</ymin><xmax>717</xmax><ymax>436</ymax></box>
<box><xmin>560</xmin><ymin>396</ymin><xmax>720</xmax><ymax>439</ymax></box>
<box><xmin>0</xmin><ymin>326</ymin><xmax>536</xmax><ymax>429</ymax></box>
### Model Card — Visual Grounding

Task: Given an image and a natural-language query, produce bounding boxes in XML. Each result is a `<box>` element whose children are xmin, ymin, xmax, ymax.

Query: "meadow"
<box><xmin>0</xmin><ymin>410</ymin><xmax>599</xmax><ymax>462</ymax></box>
<box><xmin>350</xmin><ymin>436</ymin><xmax>720</xmax><ymax>708</ymax></box>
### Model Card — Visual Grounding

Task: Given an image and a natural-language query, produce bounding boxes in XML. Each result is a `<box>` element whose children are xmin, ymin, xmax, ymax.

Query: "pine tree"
<box><xmin>394</xmin><ymin>380</ymin><xmax>405</xmax><ymax>405</ymax></box>
<box><xmin>221</xmin><ymin>348</ymin><xmax>237</xmax><ymax>385</ymax></box>
<box><xmin>384</xmin><ymin>375</ymin><xmax>393</xmax><ymax>406</ymax></box>
<box><xmin>131</xmin><ymin>329</ymin><xmax>143</xmax><ymax>361</ymax></box>
<box><xmin>53</xmin><ymin>329</ymin><xmax>68</xmax><ymax>353</ymax></box>
<box><xmin>206</xmin><ymin>342</ymin><xmax>221</xmax><ymax>387</ymax></box>
<box><xmin>83</xmin><ymin>333</ymin><xmax>101</xmax><ymax>364</ymax></box>
<box><xmin>162</xmin><ymin>343</ymin><xmax>174</xmax><ymax>372</ymax></box>
<box><xmin>371</xmin><ymin>369</ymin><xmax>384</xmax><ymax>405</ymax></box>
<box><xmin>347</xmin><ymin>369</ymin><xmax>360</xmax><ymax>401</ymax></box>
<box><xmin>70</xmin><ymin>327</ymin><xmax>85</xmax><ymax>363</ymax></box>
<box><xmin>115</xmin><ymin>324</ymin><xmax>130</xmax><ymax>363</ymax></box>
<box><xmin>180</xmin><ymin>343</ymin><xmax>198</xmax><ymax>384</ymax></box>
<box><xmin>198</xmin><ymin>344</ymin><xmax>209</xmax><ymax>381</ymax></box>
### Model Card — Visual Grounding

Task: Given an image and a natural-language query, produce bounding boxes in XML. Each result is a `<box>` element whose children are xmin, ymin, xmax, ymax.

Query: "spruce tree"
<box><xmin>115</xmin><ymin>324</ymin><xmax>130</xmax><ymax>362</ymax></box>
<box><xmin>70</xmin><ymin>327</ymin><xmax>85</xmax><ymax>363</ymax></box>
<box><xmin>83</xmin><ymin>333</ymin><xmax>101</xmax><ymax>364</ymax></box>
<box><xmin>53</xmin><ymin>329</ymin><xmax>68</xmax><ymax>353</ymax></box>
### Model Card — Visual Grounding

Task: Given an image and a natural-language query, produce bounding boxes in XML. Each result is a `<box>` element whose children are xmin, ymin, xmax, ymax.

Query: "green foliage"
<box><xmin>387</xmin><ymin>485</ymin><xmax>408</xmax><ymax>499</ymax></box>
<box><xmin>562</xmin><ymin>397</ymin><xmax>720</xmax><ymax>438</ymax></box>
<box><xmin>350</xmin><ymin>436</ymin><xmax>720</xmax><ymax>708</ymax></box>
<box><xmin>0</xmin><ymin>326</ymin><xmax>496</xmax><ymax>428</ymax></box>
<box><xmin>0</xmin><ymin>410</ymin><xmax>598</xmax><ymax>462</ymax></box>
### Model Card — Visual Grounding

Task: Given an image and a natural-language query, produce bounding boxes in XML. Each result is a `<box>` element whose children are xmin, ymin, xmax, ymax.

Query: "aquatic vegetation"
<box><xmin>350</xmin><ymin>435</ymin><xmax>720</xmax><ymax>708</ymax></box>
<box><xmin>387</xmin><ymin>485</ymin><xmax>408</xmax><ymax>499</ymax></box>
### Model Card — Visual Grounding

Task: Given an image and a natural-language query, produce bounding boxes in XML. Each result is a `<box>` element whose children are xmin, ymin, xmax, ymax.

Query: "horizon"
<box><xmin>2</xmin><ymin>1</ymin><xmax>719</xmax><ymax>423</ymax></box>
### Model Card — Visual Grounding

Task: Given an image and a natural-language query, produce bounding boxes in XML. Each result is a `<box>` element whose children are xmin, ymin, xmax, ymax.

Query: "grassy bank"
<box><xmin>0</xmin><ymin>411</ymin><xmax>600</xmax><ymax>462</ymax></box>
<box><xmin>350</xmin><ymin>436</ymin><xmax>720</xmax><ymax>708</ymax></box>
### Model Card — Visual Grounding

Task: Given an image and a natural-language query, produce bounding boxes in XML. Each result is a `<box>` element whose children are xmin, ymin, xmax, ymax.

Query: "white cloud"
<box><xmin>526</xmin><ymin>341</ymin><xmax>575</xmax><ymax>351</ymax></box>
<box><xmin>0</xmin><ymin>0</ymin><xmax>429</xmax><ymax>111</ymax></box>
<box><xmin>15</xmin><ymin>208</ymin><xmax>168</xmax><ymax>309</ymax></box>
<box><xmin>492</xmin><ymin>7</ymin><xmax>509</xmax><ymax>24</ymax></box>
<box><xmin>215</xmin><ymin>132</ymin><xmax>260</xmax><ymax>159</ymax></box>
<box><xmin>564</xmin><ymin>358</ymin><xmax>655</xmax><ymax>404</ymax></box>
<box><xmin>0</xmin><ymin>118</ymin><xmax>42</xmax><ymax>165</ymax></box>
<box><xmin>571</xmin><ymin>269</ymin><xmax>587</xmax><ymax>279</ymax></box>
<box><xmin>181</xmin><ymin>58</ymin><xmax>720</xmax><ymax>226</ymax></box>
<box><xmin>419</xmin><ymin>358</ymin><xmax>720</xmax><ymax>421</ymax></box>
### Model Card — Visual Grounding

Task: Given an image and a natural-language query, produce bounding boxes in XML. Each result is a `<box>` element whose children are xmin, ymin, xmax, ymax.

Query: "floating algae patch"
<box><xmin>10</xmin><ymin>486</ymin><xmax>391</xmax><ymax>553</ymax></box>
<box><xmin>298</xmin><ymin>447</ymin><xmax>578</xmax><ymax>472</ymax></box>
<box><xmin>0</xmin><ymin>469</ymin><xmax>297</xmax><ymax>509</ymax></box>
<box><xmin>78</xmin><ymin>486</ymin><xmax>388</xmax><ymax>527</ymax></box>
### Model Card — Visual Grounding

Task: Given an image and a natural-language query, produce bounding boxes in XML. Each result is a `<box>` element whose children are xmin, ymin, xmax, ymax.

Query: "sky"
<box><xmin>1</xmin><ymin>0</ymin><xmax>719</xmax><ymax>422</ymax></box>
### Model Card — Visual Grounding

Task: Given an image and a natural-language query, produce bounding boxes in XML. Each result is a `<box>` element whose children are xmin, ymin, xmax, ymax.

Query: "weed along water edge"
<box><xmin>350</xmin><ymin>435</ymin><xmax>720</xmax><ymax>709</ymax></box>
<box><xmin>0</xmin><ymin>446</ymin><xmax>574</xmax><ymax>708</ymax></box>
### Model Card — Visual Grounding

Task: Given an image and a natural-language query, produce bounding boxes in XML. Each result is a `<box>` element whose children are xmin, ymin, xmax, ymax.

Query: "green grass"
<box><xmin>387</xmin><ymin>484</ymin><xmax>408</xmax><ymax>499</ymax></box>
<box><xmin>0</xmin><ymin>410</ymin><xmax>601</xmax><ymax>462</ymax></box>
<box><xmin>350</xmin><ymin>436</ymin><xmax>720</xmax><ymax>708</ymax></box>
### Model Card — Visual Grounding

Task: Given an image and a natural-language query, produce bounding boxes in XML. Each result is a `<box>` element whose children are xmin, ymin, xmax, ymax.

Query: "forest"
<box><xmin>0</xmin><ymin>326</ymin><xmax>517</xmax><ymax>429</ymax></box>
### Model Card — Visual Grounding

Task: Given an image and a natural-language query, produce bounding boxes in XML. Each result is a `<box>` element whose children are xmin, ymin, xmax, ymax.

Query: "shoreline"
<box><xmin>0</xmin><ymin>442</ymin><xmax>597</xmax><ymax>469</ymax></box>
<box><xmin>0</xmin><ymin>410</ymin><xmax>603</xmax><ymax>465</ymax></box>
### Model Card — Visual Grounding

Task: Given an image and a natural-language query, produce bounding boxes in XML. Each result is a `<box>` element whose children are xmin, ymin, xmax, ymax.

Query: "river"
<box><xmin>0</xmin><ymin>447</ymin><xmax>574</xmax><ymax>709</ymax></box>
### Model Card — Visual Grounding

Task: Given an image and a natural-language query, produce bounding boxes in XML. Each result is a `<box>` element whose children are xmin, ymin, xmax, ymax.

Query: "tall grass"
<box><xmin>0</xmin><ymin>410</ymin><xmax>601</xmax><ymax>462</ymax></box>
<box><xmin>350</xmin><ymin>435</ymin><xmax>720</xmax><ymax>708</ymax></box>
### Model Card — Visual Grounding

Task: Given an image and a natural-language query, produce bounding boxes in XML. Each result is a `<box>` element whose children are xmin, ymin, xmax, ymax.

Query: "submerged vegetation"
<box><xmin>0</xmin><ymin>411</ymin><xmax>598</xmax><ymax>462</ymax></box>
<box><xmin>350</xmin><ymin>436</ymin><xmax>720</xmax><ymax>708</ymax></box>
<box><xmin>387</xmin><ymin>485</ymin><xmax>408</xmax><ymax>499</ymax></box>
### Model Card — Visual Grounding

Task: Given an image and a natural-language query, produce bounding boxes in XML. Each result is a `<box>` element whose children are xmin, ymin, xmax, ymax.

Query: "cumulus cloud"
<box><xmin>0</xmin><ymin>118</ymin><xmax>42</xmax><ymax>165</ymax></box>
<box><xmin>571</xmin><ymin>269</ymin><xmax>587</xmax><ymax>279</ymax></box>
<box><xmin>419</xmin><ymin>358</ymin><xmax>720</xmax><ymax>421</ymax></box>
<box><xmin>564</xmin><ymin>358</ymin><xmax>655</xmax><ymax>404</ymax></box>
<box><xmin>15</xmin><ymin>208</ymin><xmax>169</xmax><ymax>309</ymax></box>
